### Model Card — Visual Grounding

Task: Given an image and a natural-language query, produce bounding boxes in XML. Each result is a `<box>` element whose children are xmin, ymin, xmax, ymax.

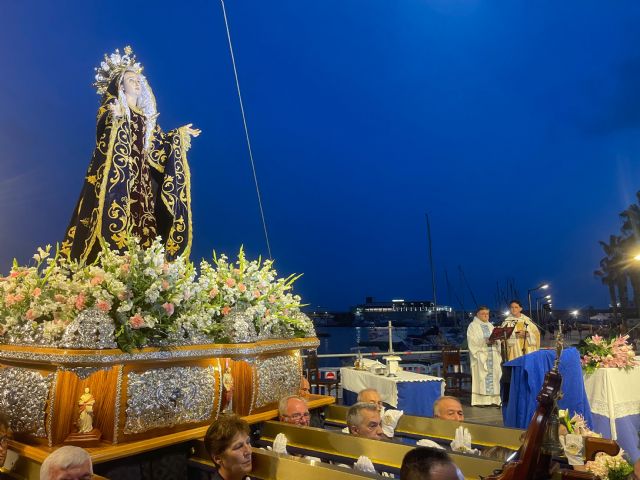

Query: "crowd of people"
<box><xmin>0</xmin><ymin>302</ymin><xmax>633</xmax><ymax>478</ymax></box>
<box><xmin>0</xmin><ymin>376</ymin><xmax>638</xmax><ymax>478</ymax></box>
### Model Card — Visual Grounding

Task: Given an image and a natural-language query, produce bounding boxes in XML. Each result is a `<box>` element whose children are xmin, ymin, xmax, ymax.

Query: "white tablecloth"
<box><xmin>583</xmin><ymin>363</ymin><xmax>640</xmax><ymax>439</ymax></box>
<box><xmin>340</xmin><ymin>367</ymin><xmax>444</xmax><ymax>407</ymax></box>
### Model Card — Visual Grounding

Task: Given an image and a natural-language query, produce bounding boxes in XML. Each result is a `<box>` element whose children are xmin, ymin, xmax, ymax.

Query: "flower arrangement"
<box><xmin>558</xmin><ymin>409</ymin><xmax>600</xmax><ymax>437</ymax></box>
<box><xmin>585</xmin><ymin>451</ymin><xmax>633</xmax><ymax>480</ymax></box>
<box><xmin>188</xmin><ymin>248</ymin><xmax>313</xmax><ymax>342</ymax></box>
<box><xmin>0</xmin><ymin>236</ymin><xmax>314</xmax><ymax>351</ymax></box>
<box><xmin>579</xmin><ymin>334</ymin><xmax>638</xmax><ymax>374</ymax></box>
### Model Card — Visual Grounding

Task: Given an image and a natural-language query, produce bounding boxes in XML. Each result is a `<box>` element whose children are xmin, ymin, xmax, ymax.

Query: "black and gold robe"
<box><xmin>62</xmin><ymin>86</ymin><xmax>192</xmax><ymax>263</ymax></box>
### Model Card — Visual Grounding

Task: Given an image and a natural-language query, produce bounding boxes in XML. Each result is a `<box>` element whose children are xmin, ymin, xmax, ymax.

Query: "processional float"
<box><xmin>0</xmin><ymin>45</ymin><xmax>320</xmax><ymax>474</ymax></box>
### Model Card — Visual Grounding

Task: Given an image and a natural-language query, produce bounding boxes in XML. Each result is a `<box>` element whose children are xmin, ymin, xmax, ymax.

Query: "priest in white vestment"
<box><xmin>500</xmin><ymin>300</ymin><xmax>541</xmax><ymax>361</ymax></box>
<box><xmin>467</xmin><ymin>306</ymin><xmax>502</xmax><ymax>406</ymax></box>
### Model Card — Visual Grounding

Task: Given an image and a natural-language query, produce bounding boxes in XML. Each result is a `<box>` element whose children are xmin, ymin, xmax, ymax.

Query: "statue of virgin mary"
<box><xmin>61</xmin><ymin>46</ymin><xmax>200</xmax><ymax>263</ymax></box>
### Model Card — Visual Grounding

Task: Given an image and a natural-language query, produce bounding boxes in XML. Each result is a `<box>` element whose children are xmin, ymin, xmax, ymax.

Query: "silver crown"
<box><xmin>93</xmin><ymin>45</ymin><xmax>143</xmax><ymax>95</ymax></box>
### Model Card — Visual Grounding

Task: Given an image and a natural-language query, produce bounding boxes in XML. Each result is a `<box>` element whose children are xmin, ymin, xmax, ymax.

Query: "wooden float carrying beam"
<box><xmin>189</xmin><ymin>446</ymin><xmax>378</xmax><ymax>480</ymax></box>
<box><xmin>7</xmin><ymin>396</ymin><xmax>335</xmax><ymax>479</ymax></box>
<box><xmin>325</xmin><ymin>404</ymin><xmax>524</xmax><ymax>450</ymax></box>
<box><xmin>258</xmin><ymin>421</ymin><xmax>504</xmax><ymax>480</ymax></box>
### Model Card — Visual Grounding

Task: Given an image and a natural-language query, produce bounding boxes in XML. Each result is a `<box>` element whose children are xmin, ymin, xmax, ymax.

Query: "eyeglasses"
<box><xmin>285</xmin><ymin>412</ymin><xmax>310</xmax><ymax>420</ymax></box>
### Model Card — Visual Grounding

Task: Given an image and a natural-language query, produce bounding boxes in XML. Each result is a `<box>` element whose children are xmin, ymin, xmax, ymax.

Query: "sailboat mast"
<box><xmin>426</xmin><ymin>213</ymin><xmax>438</xmax><ymax>327</ymax></box>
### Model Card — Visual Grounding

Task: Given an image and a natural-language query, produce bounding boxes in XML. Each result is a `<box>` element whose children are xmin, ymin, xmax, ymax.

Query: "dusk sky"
<box><xmin>2</xmin><ymin>1</ymin><xmax>640</xmax><ymax>312</ymax></box>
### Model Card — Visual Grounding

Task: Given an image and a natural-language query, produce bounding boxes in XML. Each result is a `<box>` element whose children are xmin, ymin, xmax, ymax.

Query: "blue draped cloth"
<box><xmin>502</xmin><ymin>347</ymin><xmax>593</xmax><ymax>429</ymax></box>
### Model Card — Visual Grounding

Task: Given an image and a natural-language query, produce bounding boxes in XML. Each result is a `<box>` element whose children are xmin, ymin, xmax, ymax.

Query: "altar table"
<box><xmin>502</xmin><ymin>347</ymin><xmax>593</xmax><ymax>429</ymax></box>
<box><xmin>583</xmin><ymin>361</ymin><xmax>640</xmax><ymax>463</ymax></box>
<box><xmin>340</xmin><ymin>367</ymin><xmax>445</xmax><ymax>416</ymax></box>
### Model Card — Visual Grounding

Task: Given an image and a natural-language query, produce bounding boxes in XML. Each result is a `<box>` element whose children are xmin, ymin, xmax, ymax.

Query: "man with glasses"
<box><xmin>278</xmin><ymin>395</ymin><xmax>311</xmax><ymax>427</ymax></box>
<box><xmin>357</xmin><ymin>388</ymin><xmax>384</xmax><ymax>410</ymax></box>
<box><xmin>356</xmin><ymin>388</ymin><xmax>403</xmax><ymax>438</ymax></box>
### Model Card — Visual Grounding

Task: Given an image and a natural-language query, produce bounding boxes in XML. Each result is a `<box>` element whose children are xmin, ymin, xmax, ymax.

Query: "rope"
<box><xmin>219</xmin><ymin>0</ymin><xmax>273</xmax><ymax>259</ymax></box>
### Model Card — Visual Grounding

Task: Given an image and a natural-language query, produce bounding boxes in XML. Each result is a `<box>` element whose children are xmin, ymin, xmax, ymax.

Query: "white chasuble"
<box><xmin>467</xmin><ymin>317</ymin><xmax>502</xmax><ymax>406</ymax></box>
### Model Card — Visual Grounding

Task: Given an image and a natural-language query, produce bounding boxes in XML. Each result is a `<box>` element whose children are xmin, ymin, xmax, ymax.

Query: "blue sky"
<box><xmin>2</xmin><ymin>1</ymin><xmax>640</xmax><ymax>312</ymax></box>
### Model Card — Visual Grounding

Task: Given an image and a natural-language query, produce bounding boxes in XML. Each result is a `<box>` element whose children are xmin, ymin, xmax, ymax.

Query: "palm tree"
<box><xmin>619</xmin><ymin>200</ymin><xmax>640</xmax><ymax>321</ymax></box>
<box><xmin>595</xmin><ymin>235</ymin><xmax>626</xmax><ymax>327</ymax></box>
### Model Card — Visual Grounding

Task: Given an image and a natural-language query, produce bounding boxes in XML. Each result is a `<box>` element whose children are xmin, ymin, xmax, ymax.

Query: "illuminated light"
<box><xmin>392</xmin><ymin>299</ymin><xmax>405</xmax><ymax>303</ymax></box>
<box><xmin>634</xmin><ymin>254</ymin><xmax>640</xmax><ymax>261</ymax></box>
<box><xmin>571</xmin><ymin>310</ymin><xmax>579</xmax><ymax>316</ymax></box>
<box><xmin>541</xmin><ymin>284</ymin><xmax>550</xmax><ymax>289</ymax></box>
<box><xmin>545</xmin><ymin>295</ymin><xmax>551</xmax><ymax>299</ymax></box>
<box><xmin>503</xmin><ymin>311</ymin><xmax>509</xmax><ymax>316</ymax></box>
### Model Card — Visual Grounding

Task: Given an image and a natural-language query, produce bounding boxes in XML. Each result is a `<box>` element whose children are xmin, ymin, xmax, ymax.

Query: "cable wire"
<box><xmin>220</xmin><ymin>0</ymin><xmax>273</xmax><ymax>259</ymax></box>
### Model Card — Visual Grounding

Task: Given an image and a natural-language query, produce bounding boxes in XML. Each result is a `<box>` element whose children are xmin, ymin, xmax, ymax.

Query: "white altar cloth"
<box><xmin>340</xmin><ymin>367</ymin><xmax>444</xmax><ymax>408</ymax></box>
<box><xmin>583</xmin><ymin>362</ymin><xmax>640</xmax><ymax>439</ymax></box>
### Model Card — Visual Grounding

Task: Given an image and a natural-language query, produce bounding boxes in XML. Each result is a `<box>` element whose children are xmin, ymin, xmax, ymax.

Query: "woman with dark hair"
<box><xmin>62</xmin><ymin>46</ymin><xmax>200</xmax><ymax>263</ymax></box>
<box><xmin>204</xmin><ymin>415</ymin><xmax>252</xmax><ymax>480</ymax></box>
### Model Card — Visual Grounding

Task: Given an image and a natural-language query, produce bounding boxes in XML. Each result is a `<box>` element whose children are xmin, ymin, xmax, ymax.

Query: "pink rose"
<box><xmin>162</xmin><ymin>263</ymin><xmax>170</xmax><ymax>274</ymax></box>
<box><xmin>75</xmin><ymin>294</ymin><xmax>86</xmax><ymax>310</ymax></box>
<box><xmin>96</xmin><ymin>300</ymin><xmax>111</xmax><ymax>313</ymax></box>
<box><xmin>162</xmin><ymin>280</ymin><xmax>170</xmax><ymax>291</ymax></box>
<box><xmin>90</xmin><ymin>276</ymin><xmax>104</xmax><ymax>286</ymax></box>
<box><xmin>226</xmin><ymin>278</ymin><xmax>236</xmax><ymax>288</ymax></box>
<box><xmin>209</xmin><ymin>287</ymin><xmax>219</xmax><ymax>298</ymax></box>
<box><xmin>238</xmin><ymin>283</ymin><xmax>247</xmax><ymax>293</ymax></box>
<box><xmin>221</xmin><ymin>306</ymin><xmax>231</xmax><ymax>316</ymax></box>
<box><xmin>32</xmin><ymin>287</ymin><xmax>42</xmax><ymax>298</ymax></box>
<box><xmin>129</xmin><ymin>314</ymin><xmax>145</xmax><ymax>329</ymax></box>
<box><xmin>13</xmin><ymin>293</ymin><xmax>24</xmax><ymax>303</ymax></box>
<box><xmin>25</xmin><ymin>309</ymin><xmax>36</xmax><ymax>321</ymax></box>
<box><xmin>120</xmin><ymin>263</ymin><xmax>130</xmax><ymax>274</ymax></box>
<box><xmin>162</xmin><ymin>302</ymin><xmax>175</xmax><ymax>316</ymax></box>
<box><xmin>9</xmin><ymin>271</ymin><xmax>20</xmax><ymax>278</ymax></box>
<box><xmin>253</xmin><ymin>290</ymin><xmax>261</xmax><ymax>299</ymax></box>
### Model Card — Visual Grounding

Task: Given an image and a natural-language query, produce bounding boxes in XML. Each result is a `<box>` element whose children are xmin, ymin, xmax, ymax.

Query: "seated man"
<box><xmin>278</xmin><ymin>395</ymin><xmax>310</xmax><ymax>427</ymax></box>
<box><xmin>430</xmin><ymin>396</ymin><xmax>478</xmax><ymax>454</ymax></box>
<box><xmin>357</xmin><ymin>388</ymin><xmax>384</xmax><ymax>410</ymax></box>
<box><xmin>356</xmin><ymin>388</ymin><xmax>403</xmax><ymax>438</ymax></box>
<box><xmin>299</xmin><ymin>376</ymin><xmax>311</xmax><ymax>398</ymax></box>
<box><xmin>346</xmin><ymin>402</ymin><xmax>384</xmax><ymax>440</ymax></box>
<box><xmin>400</xmin><ymin>447</ymin><xmax>463</xmax><ymax>480</ymax></box>
<box><xmin>40</xmin><ymin>446</ymin><xmax>92</xmax><ymax>480</ymax></box>
<box><xmin>433</xmin><ymin>396</ymin><xmax>464</xmax><ymax>421</ymax></box>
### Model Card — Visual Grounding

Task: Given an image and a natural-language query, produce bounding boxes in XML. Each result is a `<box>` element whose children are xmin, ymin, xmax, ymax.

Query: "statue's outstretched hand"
<box><xmin>184</xmin><ymin>123</ymin><xmax>202</xmax><ymax>137</ymax></box>
<box><xmin>109</xmin><ymin>101</ymin><xmax>124</xmax><ymax>118</ymax></box>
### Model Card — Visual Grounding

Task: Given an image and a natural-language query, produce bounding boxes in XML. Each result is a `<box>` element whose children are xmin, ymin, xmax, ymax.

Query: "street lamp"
<box><xmin>536</xmin><ymin>295</ymin><xmax>552</xmax><ymax>324</ymax></box>
<box><xmin>528</xmin><ymin>283</ymin><xmax>550</xmax><ymax>319</ymax></box>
